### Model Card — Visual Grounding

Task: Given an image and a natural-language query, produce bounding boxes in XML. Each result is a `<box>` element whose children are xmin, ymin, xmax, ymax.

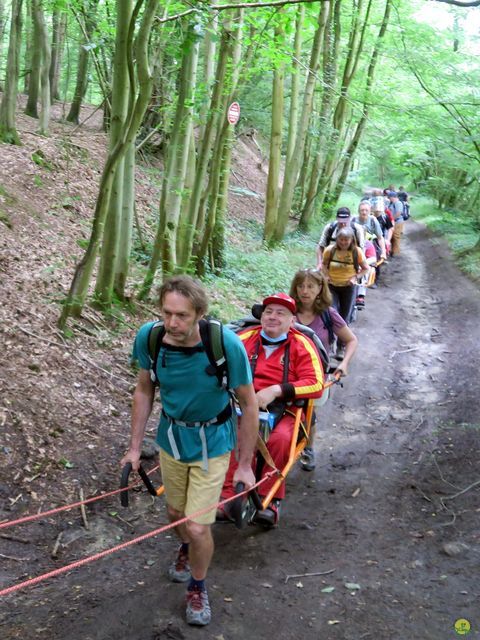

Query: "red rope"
<box><xmin>0</xmin><ymin>472</ymin><xmax>275</xmax><ymax>598</ymax></box>
<box><xmin>0</xmin><ymin>466</ymin><xmax>160</xmax><ymax>530</ymax></box>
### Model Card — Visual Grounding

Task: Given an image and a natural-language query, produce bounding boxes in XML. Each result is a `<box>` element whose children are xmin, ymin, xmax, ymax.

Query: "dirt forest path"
<box><xmin>2</xmin><ymin>220</ymin><xmax>480</xmax><ymax>640</ymax></box>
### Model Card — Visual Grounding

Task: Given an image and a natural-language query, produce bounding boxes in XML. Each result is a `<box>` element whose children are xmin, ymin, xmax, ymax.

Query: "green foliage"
<box><xmin>32</xmin><ymin>149</ymin><xmax>54</xmax><ymax>170</ymax></box>
<box><xmin>412</xmin><ymin>197</ymin><xmax>480</xmax><ymax>280</ymax></box>
<box><xmin>205</xmin><ymin>218</ymin><xmax>317</xmax><ymax>322</ymax></box>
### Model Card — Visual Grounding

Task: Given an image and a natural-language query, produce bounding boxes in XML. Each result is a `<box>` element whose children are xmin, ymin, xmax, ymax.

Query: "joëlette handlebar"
<box><xmin>120</xmin><ymin>462</ymin><xmax>159</xmax><ymax>507</ymax></box>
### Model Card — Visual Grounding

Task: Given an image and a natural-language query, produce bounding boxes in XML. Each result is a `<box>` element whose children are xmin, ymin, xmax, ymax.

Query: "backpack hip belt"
<box><xmin>162</xmin><ymin>403</ymin><xmax>233</xmax><ymax>472</ymax></box>
<box><xmin>161</xmin><ymin>403</ymin><xmax>232</xmax><ymax>428</ymax></box>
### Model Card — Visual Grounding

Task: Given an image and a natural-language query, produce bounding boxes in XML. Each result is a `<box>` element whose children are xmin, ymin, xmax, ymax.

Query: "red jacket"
<box><xmin>239</xmin><ymin>326</ymin><xmax>324</xmax><ymax>401</ymax></box>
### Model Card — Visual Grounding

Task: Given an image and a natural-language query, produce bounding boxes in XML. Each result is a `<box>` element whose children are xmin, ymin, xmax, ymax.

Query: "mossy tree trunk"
<box><xmin>33</xmin><ymin>0</ymin><xmax>51</xmax><ymax>135</ymax></box>
<box><xmin>59</xmin><ymin>0</ymin><xmax>159</xmax><ymax>328</ymax></box>
<box><xmin>24</xmin><ymin>0</ymin><xmax>41</xmax><ymax>118</ymax></box>
<box><xmin>49</xmin><ymin>7</ymin><xmax>67</xmax><ymax>101</ymax></box>
<box><xmin>0</xmin><ymin>0</ymin><xmax>23</xmax><ymax>145</ymax></box>
<box><xmin>194</xmin><ymin>7</ymin><xmax>244</xmax><ymax>275</ymax></box>
<box><xmin>273</xmin><ymin>1</ymin><xmax>330</xmax><ymax>243</ymax></box>
<box><xmin>94</xmin><ymin>0</ymin><xmax>133</xmax><ymax>307</ymax></box>
<box><xmin>330</xmin><ymin>0</ymin><xmax>391</xmax><ymax>206</ymax></box>
<box><xmin>264</xmin><ymin>14</ymin><xmax>286</xmax><ymax>245</ymax></box>
<box><xmin>138</xmin><ymin>21</ymin><xmax>200</xmax><ymax>298</ymax></box>
<box><xmin>66</xmin><ymin>0</ymin><xmax>99</xmax><ymax>125</ymax></box>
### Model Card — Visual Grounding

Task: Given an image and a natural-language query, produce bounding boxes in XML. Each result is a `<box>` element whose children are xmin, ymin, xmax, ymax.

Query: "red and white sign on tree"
<box><xmin>227</xmin><ymin>102</ymin><xmax>241</xmax><ymax>125</ymax></box>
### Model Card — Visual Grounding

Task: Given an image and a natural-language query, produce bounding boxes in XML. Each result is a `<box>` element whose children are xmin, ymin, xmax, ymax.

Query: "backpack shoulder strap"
<box><xmin>199</xmin><ymin>318</ymin><xmax>229</xmax><ymax>388</ymax></box>
<box><xmin>321</xmin><ymin>309</ymin><xmax>335</xmax><ymax>345</ymax></box>
<box><xmin>327</xmin><ymin>246</ymin><xmax>335</xmax><ymax>266</ymax></box>
<box><xmin>326</xmin><ymin>221</ymin><xmax>337</xmax><ymax>245</ymax></box>
<box><xmin>148</xmin><ymin>321</ymin><xmax>165</xmax><ymax>385</ymax></box>
<box><xmin>353</xmin><ymin>247</ymin><xmax>359</xmax><ymax>272</ymax></box>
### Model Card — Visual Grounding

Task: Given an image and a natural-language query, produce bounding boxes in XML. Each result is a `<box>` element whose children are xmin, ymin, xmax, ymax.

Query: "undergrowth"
<box><xmin>205</xmin><ymin>217</ymin><xmax>326</xmax><ymax>322</ymax></box>
<box><xmin>412</xmin><ymin>197</ymin><xmax>480</xmax><ymax>281</ymax></box>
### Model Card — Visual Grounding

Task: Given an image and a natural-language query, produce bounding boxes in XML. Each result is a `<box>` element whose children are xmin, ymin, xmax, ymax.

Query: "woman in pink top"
<box><xmin>289</xmin><ymin>268</ymin><xmax>358</xmax><ymax>471</ymax></box>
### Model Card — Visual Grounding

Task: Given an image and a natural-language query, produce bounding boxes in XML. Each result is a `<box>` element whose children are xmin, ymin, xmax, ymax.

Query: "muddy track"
<box><xmin>1</xmin><ymin>221</ymin><xmax>479</xmax><ymax>640</ymax></box>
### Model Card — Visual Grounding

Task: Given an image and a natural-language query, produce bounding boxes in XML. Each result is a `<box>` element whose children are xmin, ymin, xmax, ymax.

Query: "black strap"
<box><xmin>250</xmin><ymin>336</ymin><xmax>290</xmax><ymax>384</ymax></box>
<box><xmin>321</xmin><ymin>310</ymin><xmax>335</xmax><ymax>345</ymax></box>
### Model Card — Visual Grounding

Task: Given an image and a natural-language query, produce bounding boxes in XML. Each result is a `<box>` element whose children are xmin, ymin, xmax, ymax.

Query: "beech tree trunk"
<box><xmin>273</xmin><ymin>1</ymin><xmax>330</xmax><ymax>243</ymax></box>
<box><xmin>25</xmin><ymin>0</ymin><xmax>41</xmax><ymax>118</ymax></box>
<box><xmin>94</xmin><ymin>0</ymin><xmax>134</xmax><ymax>307</ymax></box>
<box><xmin>49</xmin><ymin>8</ymin><xmax>67</xmax><ymax>101</ymax></box>
<box><xmin>59</xmin><ymin>0</ymin><xmax>159</xmax><ymax>328</ymax></box>
<box><xmin>0</xmin><ymin>0</ymin><xmax>24</xmax><ymax>144</ymax></box>
<box><xmin>264</xmin><ymin>15</ymin><xmax>286</xmax><ymax>245</ymax></box>
<box><xmin>66</xmin><ymin>0</ymin><xmax>99</xmax><ymax>124</ymax></box>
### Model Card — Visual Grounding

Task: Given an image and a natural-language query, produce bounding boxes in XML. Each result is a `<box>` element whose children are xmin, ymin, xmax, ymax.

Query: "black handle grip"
<box><xmin>231</xmin><ymin>482</ymin><xmax>246</xmax><ymax>530</ymax></box>
<box><xmin>120</xmin><ymin>462</ymin><xmax>132</xmax><ymax>507</ymax></box>
<box><xmin>138</xmin><ymin>465</ymin><xmax>158</xmax><ymax>497</ymax></box>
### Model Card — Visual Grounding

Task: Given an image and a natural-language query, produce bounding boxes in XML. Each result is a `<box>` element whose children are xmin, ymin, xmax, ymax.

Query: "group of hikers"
<box><xmin>120</xmin><ymin>186</ymin><xmax>410</xmax><ymax>627</ymax></box>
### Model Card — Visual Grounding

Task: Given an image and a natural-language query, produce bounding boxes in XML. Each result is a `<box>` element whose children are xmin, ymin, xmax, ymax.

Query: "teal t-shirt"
<box><xmin>132</xmin><ymin>322</ymin><xmax>252</xmax><ymax>462</ymax></box>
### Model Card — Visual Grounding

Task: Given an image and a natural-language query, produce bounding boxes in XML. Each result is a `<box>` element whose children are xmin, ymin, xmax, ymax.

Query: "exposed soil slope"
<box><xmin>1</xmin><ymin>110</ymin><xmax>479</xmax><ymax>640</ymax></box>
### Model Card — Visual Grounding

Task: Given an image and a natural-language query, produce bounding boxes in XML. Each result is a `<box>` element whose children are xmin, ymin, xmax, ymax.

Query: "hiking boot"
<box><xmin>167</xmin><ymin>546</ymin><xmax>191</xmax><ymax>583</ymax></box>
<box><xmin>300</xmin><ymin>446</ymin><xmax>316</xmax><ymax>472</ymax></box>
<box><xmin>186</xmin><ymin>586</ymin><xmax>211</xmax><ymax>626</ymax></box>
<box><xmin>253</xmin><ymin>499</ymin><xmax>281</xmax><ymax>528</ymax></box>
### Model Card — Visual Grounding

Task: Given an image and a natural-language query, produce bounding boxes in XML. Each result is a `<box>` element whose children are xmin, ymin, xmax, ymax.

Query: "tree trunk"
<box><xmin>66</xmin><ymin>0</ymin><xmax>99</xmax><ymax>124</ymax></box>
<box><xmin>33</xmin><ymin>0</ymin><xmax>51</xmax><ymax>135</ymax></box>
<box><xmin>94</xmin><ymin>0</ymin><xmax>133</xmax><ymax>307</ymax></box>
<box><xmin>25</xmin><ymin>0</ymin><xmax>41</xmax><ymax>118</ymax></box>
<box><xmin>138</xmin><ymin>22</ymin><xmax>200</xmax><ymax>298</ymax></box>
<box><xmin>264</xmin><ymin>15</ymin><xmax>286</xmax><ymax>245</ymax></box>
<box><xmin>298</xmin><ymin>0</ymin><xmax>340</xmax><ymax>229</ymax></box>
<box><xmin>0</xmin><ymin>0</ymin><xmax>6</xmax><ymax>91</ymax></box>
<box><xmin>273</xmin><ymin>1</ymin><xmax>330</xmax><ymax>243</ymax></box>
<box><xmin>192</xmin><ymin>7</ymin><xmax>244</xmax><ymax>273</ymax></box>
<box><xmin>49</xmin><ymin>8</ymin><xmax>67</xmax><ymax>101</ymax></box>
<box><xmin>0</xmin><ymin>0</ymin><xmax>23</xmax><ymax>144</ymax></box>
<box><xmin>23</xmin><ymin>0</ymin><xmax>32</xmax><ymax>94</ymax></box>
<box><xmin>177</xmin><ymin>15</ymin><xmax>233</xmax><ymax>270</ymax></box>
<box><xmin>330</xmin><ymin>0</ymin><xmax>392</xmax><ymax>206</ymax></box>
<box><xmin>285</xmin><ymin>3</ymin><xmax>304</xmax><ymax>169</ymax></box>
<box><xmin>59</xmin><ymin>0</ymin><xmax>159</xmax><ymax>328</ymax></box>
<box><xmin>114</xmin><ymin>142</ymin><xmax>135</xmax><ymax>299</ymax></box>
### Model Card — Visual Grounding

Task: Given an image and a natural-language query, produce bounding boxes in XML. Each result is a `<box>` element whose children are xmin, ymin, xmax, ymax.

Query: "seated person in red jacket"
<box><xmin>221</xmin><ymin>292</ymin><xmax>324</xmax><ymax>526</ymax></box>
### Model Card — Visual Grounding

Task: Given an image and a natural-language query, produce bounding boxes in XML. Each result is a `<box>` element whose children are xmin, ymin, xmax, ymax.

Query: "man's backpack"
<box><xmin>325</xmin><ymin>220</ymin><xmax>361</xmax><ymax>247</ymax></box>
<box><xmin>147</xmin><ymin>318</ymin><xmax>229</xmax><ymax>389</ymax></box>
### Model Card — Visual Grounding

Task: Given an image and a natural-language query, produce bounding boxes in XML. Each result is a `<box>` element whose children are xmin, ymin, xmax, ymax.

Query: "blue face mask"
<box><xmin>260</xmin><ymin>329</ymin><xmax>288</xmax><ymax>343</ymax></box>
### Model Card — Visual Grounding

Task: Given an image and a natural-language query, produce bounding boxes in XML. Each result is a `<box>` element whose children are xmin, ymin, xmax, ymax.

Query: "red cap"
<box><xmin>262</xmin><ymin>292</ymin><xmax>296</xmax><ymax>314</ymax></box>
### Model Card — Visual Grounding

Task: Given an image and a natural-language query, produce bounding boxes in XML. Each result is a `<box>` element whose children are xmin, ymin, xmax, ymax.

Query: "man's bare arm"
<box><xmin>233</xmin><ymin>382</ymin><xmax>259</xmax><ymax>489</ymax></box>
<box><xmin>121</xmin><ymin>369</ymin><xmax>155</xmax><ymax>471</ymax></box>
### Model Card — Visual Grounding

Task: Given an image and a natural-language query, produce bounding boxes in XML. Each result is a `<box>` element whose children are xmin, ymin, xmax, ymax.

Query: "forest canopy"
<box><xmin>1</xmin><ymin>0</ymin><xmax>479</xmax><ymax>324</ymax></box>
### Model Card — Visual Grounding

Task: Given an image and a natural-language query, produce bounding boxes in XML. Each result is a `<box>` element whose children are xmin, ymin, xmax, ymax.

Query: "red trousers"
<box><xmin>222</xmin><ymin>413</ymin><xmax>296</xmax><ymax>502</ymax></box>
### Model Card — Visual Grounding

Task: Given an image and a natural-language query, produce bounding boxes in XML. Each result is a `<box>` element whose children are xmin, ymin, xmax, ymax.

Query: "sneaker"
<box><xmin>253</xmin><ymin>499</ymin><xmax>281</xmax><ymax>527</ymax></box>
<box><xmin>186</xmin><ymin>586</ymin><xmax>211</xmax><ymax>626</ymax></box>
<box><xmin>167</xmin><ymin>547</ymin><xmax>191</xmax><ymax>583</ymax></box>
<box><xmin>300</xmin><ymin>446</ymin><xmax>316</xmax><ymax>472</ymax></box>
<box><xmin>355</xmin><ymin>295</ymin><xmax>365</xmax><ymax>307</ymax></box>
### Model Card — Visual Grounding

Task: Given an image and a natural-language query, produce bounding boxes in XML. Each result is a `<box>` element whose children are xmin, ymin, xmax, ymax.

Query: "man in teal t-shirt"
<box><xmin>122</xmin><ymin>275</ymin><xmax>258</xmax><ymax>627</ymax></box>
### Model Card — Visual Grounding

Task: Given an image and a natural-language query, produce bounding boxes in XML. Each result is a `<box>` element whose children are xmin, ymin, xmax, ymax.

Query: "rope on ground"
<box><xmin>0</xmin><ymin>466</ymin><xmax>160</xmax><ymax>530</ymax></box>
<box><xmin>0</xmin><ymin>472</ymin><xmax>275</xmax><ymax>598</ymax></box>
